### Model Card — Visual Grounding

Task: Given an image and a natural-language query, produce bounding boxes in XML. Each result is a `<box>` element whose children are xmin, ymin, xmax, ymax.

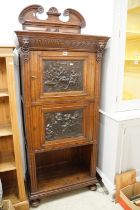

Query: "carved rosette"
<box><xmin>96</xmin><ymin>42</ymin><xmax>106</xmax><ymax>63</ymax></box>
<box><xmin>20</xmin><ymin>38</ymin><xmax>30</xmax><ymax>62</ymax></box>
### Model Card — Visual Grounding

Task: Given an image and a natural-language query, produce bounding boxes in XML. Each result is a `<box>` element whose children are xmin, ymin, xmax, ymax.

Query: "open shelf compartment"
<box><xmin>0</xmin><ymin>57</ymin><xmax>8</xmax><ymax>96</ymax></box>
<box><xmin>0</xmin><ymin>96</ymin><xmax>12</xmax><ymax>137</ymax></box>
<box><xmin>0</xmin><ymin>170</ymin><xmax>20</xmax><ymax>204</ymax></box>
<box><xmin>35</xmin><ymin>145</ymin><xmax>95</xmax><ymax>193</ymax></box>
<box><xmin>0</xmin><ymin>136</ymin><xmax>16</xmax><ymax>172</ymax></box>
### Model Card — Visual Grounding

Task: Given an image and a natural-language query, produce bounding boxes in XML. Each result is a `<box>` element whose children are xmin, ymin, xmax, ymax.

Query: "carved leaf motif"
<box><xmin>45</xmin><ymin>109</ymin><xmax>83</xmax><ymax>141</ymax></box>
<box><xmin>43</xmin><ymin>60</ymin><xmax>83</xmax><ymax>92</ymax></box>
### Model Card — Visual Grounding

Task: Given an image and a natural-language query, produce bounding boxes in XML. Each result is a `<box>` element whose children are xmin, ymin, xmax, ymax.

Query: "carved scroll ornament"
<box><xmin>18</xmin><ymin>4</ymin><xmax>86</xmax><ymax>33</ymax></box>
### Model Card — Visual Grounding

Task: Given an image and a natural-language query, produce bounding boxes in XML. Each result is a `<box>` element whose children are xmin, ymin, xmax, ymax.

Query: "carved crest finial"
<box><xmin>18</xmin><ymin>4</ymin><xmax>86</xmax><ymax>33</ymax></box>
<box><xmin>47</xmin><ymin>7</ymin><xmax>60</xmax><ymax>16</ymax></box>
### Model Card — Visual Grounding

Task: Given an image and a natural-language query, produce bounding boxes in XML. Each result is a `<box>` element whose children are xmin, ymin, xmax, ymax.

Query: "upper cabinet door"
<box><xmin>30</xmin><ymin>51</ymin><xmax>96</xmax><ymax>104</ymax></box>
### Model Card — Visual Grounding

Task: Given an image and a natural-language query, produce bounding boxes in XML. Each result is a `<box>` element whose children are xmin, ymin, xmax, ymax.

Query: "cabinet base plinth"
<box><xmin>29</xmin><ymin>178</ymin><xmax>98</xmax><ymax>204</ymax></box>
<box><xmin>30</xmin><ymin>199</ymin><xmax>40</xmax><ymax>208</ymax></box>
<box><xmin>89</xmin><ymin>184</ymin><xmax>97</xmax><ymax>191</ymax></box>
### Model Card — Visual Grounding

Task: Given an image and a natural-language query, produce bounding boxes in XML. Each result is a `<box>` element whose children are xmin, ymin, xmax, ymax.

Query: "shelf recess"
<box><xmin>0</xmin><ymin>125</ymin><xmax>12</xmax><ymax>137</ymax></box>
<box><xmin>0</xmin><ymin>89</ymin><xmax>9</xmax><ymax>97</ymax></box>
<box><xmin>0</xmin><ymin>161</ymin><xmax>16</xmax><ymax>172</ymax></box>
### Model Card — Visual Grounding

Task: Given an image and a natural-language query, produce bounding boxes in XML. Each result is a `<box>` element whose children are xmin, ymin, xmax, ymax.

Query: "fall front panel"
<box><xmin>30</xmin><ymin>51</ymin><xmax>95</xmax><ymax>103</ymax></box>
<box><xmin>43</xmin><ymin>60</ymin><xmax>83</xmax><ymax>92</ymax></box>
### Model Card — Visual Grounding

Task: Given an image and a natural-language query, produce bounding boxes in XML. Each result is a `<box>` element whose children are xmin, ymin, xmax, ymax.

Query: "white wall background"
<box><xmin>0</xmin><ymin>0</ymin><xmax>114</xmax><ymax>46</ymax></box>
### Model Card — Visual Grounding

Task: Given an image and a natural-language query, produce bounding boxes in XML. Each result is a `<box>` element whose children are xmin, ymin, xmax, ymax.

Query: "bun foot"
<box><xmin>89</xmin><ymin>184</ymin><xmax>97</xmax><ymax>191</ymax></box>
<box><xmin>30</xmin><ymin>199</ymin><xmax>40</xmax><ymax>207</ymax></box>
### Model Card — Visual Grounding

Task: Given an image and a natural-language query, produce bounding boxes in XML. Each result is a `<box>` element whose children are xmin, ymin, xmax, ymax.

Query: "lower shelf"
<box><xmin>0</xmin><ymin>89</ymin><xmax>8</xmax><ymax>97</ymax></box>
<box><xmin>0</xmin><ymin>125</ymin><xmax>12</xmax><ymax>137</ymax></box>
<box><xmin>3</xmin><ymin>184</ymin><xmax>29</xmax><ymax>210</ymax></box>
<box><xmin>0</xmin><ymin>171</ymin><xmax>20</xmax><ymax>205</ymax></box>
<box><xmin>0</xmin><ymin>151</ymin><xmax>15</xmax><ymax>172</ymax></box>
<box><xmin>0</xmin><ymin>161</ymin><xmax>16</xmax><ymax>172</ymax></box>
<box><xmin>3</xmin><ymin>186</ymin><xmax>20</xmax><ymax>204</ymax></box>
<box><xmin>37</xmin><ymin>162</ymin><xmax>95</xmax><ymax>194</ymax></box>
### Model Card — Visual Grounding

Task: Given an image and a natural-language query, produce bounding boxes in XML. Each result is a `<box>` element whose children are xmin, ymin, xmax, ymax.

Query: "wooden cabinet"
<box><xmin>15</xmin><ymin>5</ymin><xmax>109</xmax><ymax>206</ymax></box>
<box><xmin>0</xmin><ymin>47</ymin><xmax>29</xmax><ymax>209</ymax></box>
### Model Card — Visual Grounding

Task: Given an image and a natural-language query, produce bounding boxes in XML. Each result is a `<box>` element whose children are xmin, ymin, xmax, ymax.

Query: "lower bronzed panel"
<box><xmin>45</xmin><ymin>109</ymin><xmax>83</xmax><ymax>141</ymax></box>
<box><xmin>30</xmin><ymin>103</ymin><xmax>93</xmax><ymax>150</ymax></box>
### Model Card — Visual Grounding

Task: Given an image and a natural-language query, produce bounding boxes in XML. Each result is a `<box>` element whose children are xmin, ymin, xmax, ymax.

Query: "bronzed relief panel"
<box><xmin>43</xmin><ymin>60</ymin><xmax>83</xmax><ymax>92</ymax></box>
<box><xmin>45</xmin><ymin>109</ymin><xmax>83</xmax><ymax>141</ymax></box>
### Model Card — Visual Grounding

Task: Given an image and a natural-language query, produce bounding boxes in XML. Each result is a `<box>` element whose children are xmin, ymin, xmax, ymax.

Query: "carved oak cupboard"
<box><xmin>15</xmin><ymin>5</ymin><xmax>109</xmax><ymax>206</ymax></box>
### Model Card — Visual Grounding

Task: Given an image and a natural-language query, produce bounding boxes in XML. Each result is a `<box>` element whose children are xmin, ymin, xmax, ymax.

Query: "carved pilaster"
<box><xmin>96</xmin><ymin>42</ymin><xmax>106</xmax><ymax>63</ymax></box>
<box><xmin>20</xmin><ymin>38</ymin><xmax>30</xmax><ymax>62</ymax></box>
